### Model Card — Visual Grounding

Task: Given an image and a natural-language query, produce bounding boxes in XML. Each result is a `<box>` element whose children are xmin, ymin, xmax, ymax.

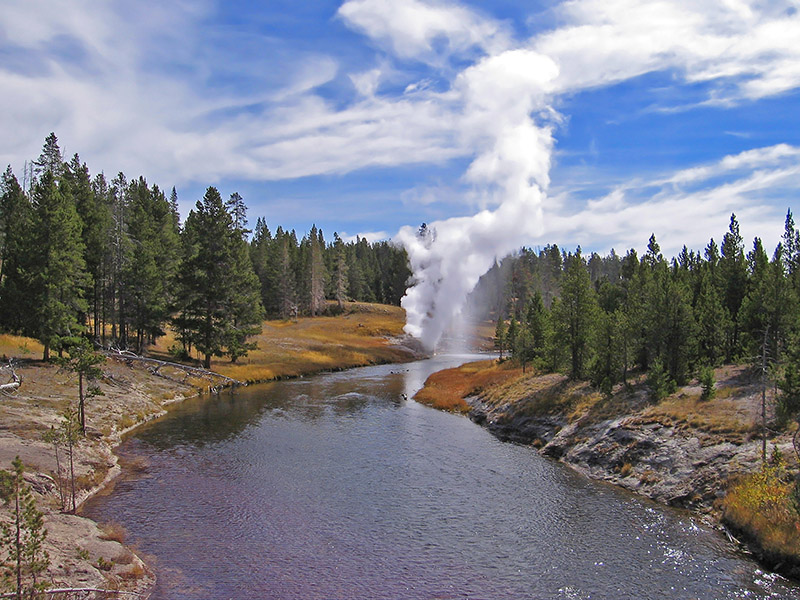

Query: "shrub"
<box><xmin>647</xmin><ymin>358</ymin><xmax>674</xmax><ymax>402</ymax></box>
<box><xmin>723</xmin><ymin>462</ymin><xmax>800</xmax><ymax>559</ymax></box>
<box><xmin>698</xmin><ymin>366</ymin><xmax>715</xmax><ymax>401</ymax></box>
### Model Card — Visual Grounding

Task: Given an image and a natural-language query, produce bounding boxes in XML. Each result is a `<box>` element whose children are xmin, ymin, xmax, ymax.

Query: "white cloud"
<box><xmin>340</xmin><ymin>230</ymin><xmax>391</xmax><ymax>243</ymax></box>
<box><xmin>543</xmin><ymin>145</ymin><xmax>800</xmax><ymax>256</ymax></box>
<box><xmin>4</xmin><ymin>0</ymin><xmax>800</xmax><ymax>350</ymax></box>
<box><xmin>536</xmin><ymin>0</ymin><xmax>800</xmax><ymax>99</ymax></box>
<box><xmin>337</xmin><ymin>0</ymin><xmax>508</xmax><ymax>61</ymax></box>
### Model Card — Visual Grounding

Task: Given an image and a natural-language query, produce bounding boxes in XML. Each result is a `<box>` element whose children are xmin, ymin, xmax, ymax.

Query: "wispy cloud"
<box><xmin>543</xmin><ymin>144</ymin><xmax>800</xmax><ymax>256</ymax></box>
<box><xmin>536</xmin><ymin>0</ymin><xmax>800</xmax><ymax>100</ymax></box>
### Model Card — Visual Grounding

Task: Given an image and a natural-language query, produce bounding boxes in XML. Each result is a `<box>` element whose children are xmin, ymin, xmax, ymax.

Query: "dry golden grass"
<box><xmin>98</xmin><ymin>522</ymin><xmax>127</xmax><ymax>543</ymax></box>
<box><xmin>0</xmin><ymin>333</ymin><xmax>44</xmax><ymax>358</ymax></box>
<box><xmin>635</xmin><ymin>367</ymin><xmax>760</xmax><ymax>440</ymax></box>
<box><xmin>723</xmin><ymin>463</ymin><xmax>800</xmax><ymax>562</ymax></box>
<box><xmin>147</xmin><ymin>302</ymin><xmax>412</xmax><ymax>383</ymax></box>
<box><xmin>414</xmin><ymin>359</ymin><xmax>520</xmax><ymax>413</ymax></box>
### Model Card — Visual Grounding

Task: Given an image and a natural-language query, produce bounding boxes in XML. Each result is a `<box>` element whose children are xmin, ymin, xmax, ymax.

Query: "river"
<box><xmin>83</xmin><ymin>355</ymin><xmax>800</xmax><ymax>599</ymax></box>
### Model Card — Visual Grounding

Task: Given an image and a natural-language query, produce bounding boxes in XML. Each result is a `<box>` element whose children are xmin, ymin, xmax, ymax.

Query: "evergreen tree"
<box><xmin>29</xmin><ymin>168</ymin><xmax>88</xmax><ymax>360</ymax></box>
<box><xmin>591</xmin><ymin>281</ymin><xmax>625</xmax><ymax>393</ymax></box>
<box><xmin>55</xmin><ymin>337</ymin><xmax>105</xmax><ymax>435</ymax></box>
<box><xmin>506</xmin><ymin>315</ymin><xmax>518</xmax><ymax>356</ymax></box>
<box><xmin>307</xmin><ymin>225</ymin><xmax>328</xmax><ymax>316</ymax></box>
<box><xmin>0</xmin><ymin>168</ymin><xmax>33</xmax><ymax>333</ymax></box>
<box><xmin>525</xmin><ymin>290</ymin><xmax>549</xmax><ymax>360</ymax></box>
<box><xmin>513</xmin><ymin>322</ymin><xmax>535</xmax><ymax>373</ymax></box>
<box><xmin>32</xmin><ymin>132</ymin><xmax>62</xmax><ymax>180</ymax></box>
<box><xmin>0</xmin><ymin>457</ymin><xmax>50</xmax><ymax>598</ymax></box>
<box><xmin>276</xmin><ymin>232</ymin><xmax>297</xmax><ymax>319</ymax></box>
<box><xmin>719</xmin><ymin>214</ymin><xmax>748</xmax><ymax>360</ymax></box>
<box><xmin>108</xmin><ymin>172</ymin><xmax>132</xmax><ymax>345</ymax></box>
<box><xmin>121</xmin><ymin>179</ymin><xmax>180</xmax><ymax>351</ymax></box>
<box><xmin>553</xmin><ymin>251</ymin><xmax>598</xmax><ymax>379</ymax></box>
<box><xmin>175</xmin><ymin>187</ymin><xmax>263</xmax><ymax>368</ymax></box>
<box><xmin>64</xmin><ymin>156</ymin><xmax>112</xmax><ymax>341</ymax></box>
<box><xmin>331</xmin><ymin>233</ymin><xmax>349</xmax><ymax>311</ymax></box>
<box><xmin>740</xmin><ymin>244</ymin><xmax>795</xmax><ymax>363</ymax></box>
<box><xmin>782</xmin><ymin>209</ymin><xmax>800</xmax><ymax>288</ymax></box>
<box><xmin>694</xmin><ymin>267</ymin><xmax>728</xmax><ymax>366</ymax></box>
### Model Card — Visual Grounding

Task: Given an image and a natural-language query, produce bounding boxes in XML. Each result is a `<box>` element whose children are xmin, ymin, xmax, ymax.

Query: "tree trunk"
<box><xmin>15</xmin><ymin>483</ymin><xmax>21</xmax><ymax>600</ymax></box>
<box><xmin>68</xmin><ymin>440</ymin><xmax>76</xmax><ymax>513</ymax></box>
<box><xmin>79</xmin><ymin>372</ymin><xmax>85</xmax><ymax>436</ymax></box>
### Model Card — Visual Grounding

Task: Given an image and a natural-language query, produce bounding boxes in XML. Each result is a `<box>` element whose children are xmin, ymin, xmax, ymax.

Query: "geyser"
<box><xmin>398</xmin><ymin>49</ymin><xmax>558</xmax><ymax>351</ymax></box>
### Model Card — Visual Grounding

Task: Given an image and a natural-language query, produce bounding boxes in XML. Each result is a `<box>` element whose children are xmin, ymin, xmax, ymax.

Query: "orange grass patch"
<box><xmin>0</xmin><ymin>333</ymin><xmax>44</xmax><ymax>358</ymax></box>
<box><xmin>414</xmin><ymin>359</ymin><xmax>520</xmax><ymax>413</ymax></box>
<box><xmin>723</xmin><ymin>464</ymin><xmax>800</xmax><ymax>561</ymax></box>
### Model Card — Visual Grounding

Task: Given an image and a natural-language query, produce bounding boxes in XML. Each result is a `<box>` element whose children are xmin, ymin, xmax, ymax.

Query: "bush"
<box><xmin>647</xmin><ymin>358</ymin><xmax>675</xmax><ymax>402</ymax></box>
<box><xmin>698</xmin><ymin>366</ymin><xmax>716</xmax><ymax>401</ymax></box>
<box><xmin>168</xmin><ymin>344</ymin><xmax>190</xmax><ymax>362</ymax></box>
<box><xmin>723</xmin><ymin>460</ymin><xmax>800</xmax><ymax>560</ymax></box>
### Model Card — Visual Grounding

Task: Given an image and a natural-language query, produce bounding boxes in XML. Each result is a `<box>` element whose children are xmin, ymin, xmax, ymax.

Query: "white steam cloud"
<box><xmin>390</xmin><ymin>0</ymin><xmax>800</xmax><ymax>352</ymax></box>
<box><xmin>398</xmin><ymin>49</ymin><xmax>558</xmax><ymax>351</ymax></box>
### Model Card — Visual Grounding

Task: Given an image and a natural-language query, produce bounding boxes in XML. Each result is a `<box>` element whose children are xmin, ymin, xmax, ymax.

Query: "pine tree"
<box><xmin>694</xmin><ymin>267</ymin><xmax>728</xmax><ymax>366</ymax></box>
<box><xmin>64</xmin><ymin>156</ymin><xmax>112</xmax><ymax>341</ymax></box>
<box><xmin>590</xmin><ymin>281</ymin><xmax>625</xmax><ymax>393</ymax></box>
<box><xmin>740</xmin><ymin>244</ymin><xmax>795</xmax><ymax>363</ymax></box>
<box><xmin>0</xmin><ymin>168</ymin><xmax>33</xmax><ymax>334</ymax></box>
<box><xmin>225</xmin><ymin>225</ymin><xmax>265</xmax><ymax>363</ymax></box>
<box><xmin>331</xmin><ymin>233</ymin><xmax>349</xmax><ymax>311</ymax></box>
<box><xmin>276</xmin><ymin>233</ymin><xmax>297</xmax><ymax>319</ymax></box>
<box><xmin>553</xmin><ymin>251</ymin><xmax>599</xmax><ymax>379</ymax></box>
<box><xmin>720</xmin><ymin>214</ymin><xmax>748</xmax><ymax>360</ymax></box>
<box><xmin>0</xmin><ymin>457</ymin><xmax>50</xmax><ymax>598</ymax></box>
<box><xmin>55</xmin><ymin>337</ymin><xmax>105</xmax><ymax>435</ymax></box>
<box><xmin>525</xmin><ymin>290</ymin><xmax>549</xmax><ymax>360</ymax></box>
<box><xmin>29</xmin><ymin>167</ymin><xmax>88</xmax><ymax>360</ymax></box>
<box><xmin>32</xmin><ymin>132</ymin><xmax>62</xmax><ymax>181</ymax></box>
<box><xmin>307</xmin><ymin>225</ymin><xmax>328</xmax><ymax>316</ymax></box>
<box><xmin>175</xmin><ymin>187</ymin><xmax>263</xmax><ymax>368</ymax></box>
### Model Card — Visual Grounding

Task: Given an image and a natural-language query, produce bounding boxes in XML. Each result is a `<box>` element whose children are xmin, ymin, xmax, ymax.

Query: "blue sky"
<box><xmin>2</xmin><ymin>0</ymin><xmax>800</xmax><ymax>259</ymax></box>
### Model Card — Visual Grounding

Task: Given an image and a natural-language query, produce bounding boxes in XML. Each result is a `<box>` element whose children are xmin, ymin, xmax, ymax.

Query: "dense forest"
<box><xmin>0</xmin><ymin>134</ymin><xmax>410</xmax><ymax>366</ymax></box>
<box><xmin>471</xmin><ymin>213</ymin><xmax>800</xmax><ymax>422</ymax></box>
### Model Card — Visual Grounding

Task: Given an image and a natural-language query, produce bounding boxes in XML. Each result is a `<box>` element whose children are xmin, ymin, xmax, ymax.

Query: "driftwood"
<box><xmin>105</xmin><ymin>349</ymin><xmax>245</xmax><ymax>390</ymax></box>
<box><xmin>0</xmin><ymin>589</ymin><xmax>143</xmax><ymax>599</ymax></box>
<box><xmin>0</xmin><ymin>359</ymin><xmax>21</xmax><ymax>395</ymax></box>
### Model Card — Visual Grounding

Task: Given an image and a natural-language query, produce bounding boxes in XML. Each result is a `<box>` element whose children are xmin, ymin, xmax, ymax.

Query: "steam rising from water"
<box><xmin>398</xmin><ymin>50</ymin><xmax>558</xmax><ymax>351</ymax></box>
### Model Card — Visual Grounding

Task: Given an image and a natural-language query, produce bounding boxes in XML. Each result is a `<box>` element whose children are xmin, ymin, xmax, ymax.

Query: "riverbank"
<box><xmin>0</xmin><ymin>303</ymin><xmax>420</xmax><ymax>597</ymax></box>
<box><xmin>415</xmin><ymin>359</ymin><xmax>800</xmax><ymax>580</ymax></box>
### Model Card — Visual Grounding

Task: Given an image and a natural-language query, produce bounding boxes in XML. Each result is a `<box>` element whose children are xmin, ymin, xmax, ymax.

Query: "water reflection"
<box><xmin>84</xmin><ymin>356</ymin><xmax>800</xmax><ymax>600</ymax></box>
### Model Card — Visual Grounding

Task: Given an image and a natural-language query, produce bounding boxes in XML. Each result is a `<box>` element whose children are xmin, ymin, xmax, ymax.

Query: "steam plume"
<box><xmin>398</xmin><ymin>50</ymin><xmax>558</xmax><ymax>351</ymax></box>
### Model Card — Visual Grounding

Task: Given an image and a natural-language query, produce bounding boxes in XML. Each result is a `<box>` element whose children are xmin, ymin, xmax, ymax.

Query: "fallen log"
<box><xmin>1</xmin><ymin>588</ymin><xmax>143</xmax><ymax>598</ymax></box>
<box><xmin>0</xmin><ymin>360</ymin><xmax>21</xmax><ymax>395</ymax></box>
<box><xmin>105</xmin><ymin>350</ymin><xmax>245</xmax><ymax>388</ymax></box>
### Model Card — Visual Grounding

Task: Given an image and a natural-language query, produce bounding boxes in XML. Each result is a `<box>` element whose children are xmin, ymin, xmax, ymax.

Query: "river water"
<box><xmin>83</xmin><ymin>355</ymin><xmax>800</xmax><ymax>599</ymax></box>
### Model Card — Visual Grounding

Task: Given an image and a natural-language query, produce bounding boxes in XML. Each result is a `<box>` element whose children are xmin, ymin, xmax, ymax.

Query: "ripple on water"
<box><xmin>83</xmin><ymin>358</ymin><xmax>800</xmax><ymax>600</ymax></box>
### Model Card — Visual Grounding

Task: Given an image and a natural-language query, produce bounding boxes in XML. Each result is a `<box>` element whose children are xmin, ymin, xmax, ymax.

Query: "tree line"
<box><xmin>0</xmin><ymin>134</ymin><xmax>410</xmax><ymax>366</ymax></box>
<box><xmin>486</xmin><ymin>213</ymin><xmax>800</xmax><ymax>421</ymax></box>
